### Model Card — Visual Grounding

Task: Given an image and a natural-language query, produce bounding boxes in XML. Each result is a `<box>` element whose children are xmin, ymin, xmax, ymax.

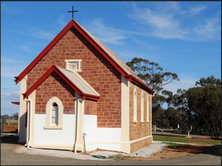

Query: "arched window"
<box><xmin>141</xmin><ymin>92</ymin><xmax>144</xmax><ymax>122</ymax></box>
<box><xmin>44</xmin><ymin>97</ymin><xmax>63</xmax><ymax>129</ymax></box>
<box><xmin>133</xmin><ymin>88</ymin><xmax>137</xmax><ymax>123</ymax></box>
<box><xmin>52</xmin><ymin>103</ymin><xmax>58</xmax><ymax>125</ymax></box>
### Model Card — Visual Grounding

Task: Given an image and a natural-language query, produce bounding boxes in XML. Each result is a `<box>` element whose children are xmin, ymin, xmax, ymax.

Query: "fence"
<box><xmin>1</xmin><ymin>116</ymin><xmax>18</xmax><ymax>132</ymax></box>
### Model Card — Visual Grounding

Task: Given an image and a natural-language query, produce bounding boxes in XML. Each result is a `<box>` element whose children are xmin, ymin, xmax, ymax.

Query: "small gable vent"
<box><xmin>65</xmin><ymin>59</ymin><xmax>82</xmax><ymax>72</ymax></box>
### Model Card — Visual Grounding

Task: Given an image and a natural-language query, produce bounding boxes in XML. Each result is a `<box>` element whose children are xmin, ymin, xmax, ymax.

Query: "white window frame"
<box><xmin>51</xmin><ymin>103</ymin><xmax>58</xmax><ymax>125</ymax></box>
<box><xmin>133</xmin><ymin>88</ymin><xmax>137</xmax><ymax>123</ymax></box>
<box><xmin>147</xmin><ymin>94</ymin><xmax>149</xmax><ymax>122</ymax></box>
<box><xmin>141</xmin><ymin>92</ymin><xmax>144</xmax><ymax>123</ymax></box>
<box><xmin>65</xmin><ymin>59</ymin><xmax>82</xmax><ymax>72</ymax></box>
<box><xmin>44</xmin><ymin>97</ymin><xmax>63</xmax><ymax>129</ymax></box>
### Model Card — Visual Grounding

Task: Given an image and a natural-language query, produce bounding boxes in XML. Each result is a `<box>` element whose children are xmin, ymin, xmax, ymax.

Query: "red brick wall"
<box><xmin>84</xmin><ymin>100</ymin><xmax>97</xmax><ymax>115</ymax></box>
<box><xmin>35</xmin><ymin>71</ymin><xmax>75</xmax><ymax>114</ymax></box>
<box><xmin>129</xmin><ymin>83</ymin><xmax>152</xmax><ymax>141</ymax></box>
<box><xmin>27</xmin><ymin>27</ymin><xmax>121</xmax><ymax>127</ymax></box>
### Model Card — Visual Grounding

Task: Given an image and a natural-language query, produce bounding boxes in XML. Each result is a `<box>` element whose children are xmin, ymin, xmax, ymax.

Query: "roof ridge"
<box><xmin>74</xmin><ymin>20</ymin><xmax>143</xmax><ymax>82</ymax></box>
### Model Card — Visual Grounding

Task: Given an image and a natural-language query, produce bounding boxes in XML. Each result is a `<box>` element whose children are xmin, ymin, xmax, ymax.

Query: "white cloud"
<box><xmin>127</xmin><ymin>2</ymin><xmax>220</xmax><ymax>41</ymax></box>
<box><xmin>29</xmin><ymin>27</ymin><xmax>55</xmax><ymax>40</ymax></box>
<box><xmin>85</xmin><ymin>18</ymin><xmax>128</xmax><ymax>45</ymax></box>
<box><xmin>1</xmin><ymin>90</ymin><xmax>20</xmax><ymax>101</ymax></box>
<box><xmin>163</xmin><ymin>73</ymin><xmax>197</xmax><ymax>95</ymax></box>
<box><xmin>193</xmin><ymin>17</ymin><xmax>221</xmax><ymax>41</ymax></box>
<box><xmin>1</xmin><ymin>65</ymin><xmax>26</xmax><ymax>78</ymax></box>
<box><xmin>1</xmin><ymin>101</ymin><xmax>20</xmax><ymax>116</ymax></box>
<box><xmin>57</xmin><ymin>15</ymin><xmax>67</xmax><ymax>27</ymax></box>
<box><xmin>21</xmin><ymin>45</ymin><xmax>30</xmax><ymax>52</ymax></box>
<box><xmin>1</xmin><ymin>58</ymin><xmax>24</xmax><ymax>63</ymax></box>
<box><xmin>187</xmin><ymin>6</ymin><xmax>206</xmax><ymax>16</ymax></box>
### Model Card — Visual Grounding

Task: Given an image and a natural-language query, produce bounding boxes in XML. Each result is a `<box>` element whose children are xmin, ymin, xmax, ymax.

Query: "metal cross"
<box><xmin>68</xmin><ymin>6</ymin><xmax>78</xmax><ymax>19</ymax></box>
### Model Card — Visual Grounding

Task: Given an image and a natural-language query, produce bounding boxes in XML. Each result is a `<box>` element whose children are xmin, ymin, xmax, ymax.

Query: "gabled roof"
<box><xmin>23</xmin><ymin>65</ymin><xmax>100</xmax><ymax>101</ymax></box>
<box><xmin>15</xmin><ymin>19</ymin><xmax>155</xmax><ymax>95</ymax></box>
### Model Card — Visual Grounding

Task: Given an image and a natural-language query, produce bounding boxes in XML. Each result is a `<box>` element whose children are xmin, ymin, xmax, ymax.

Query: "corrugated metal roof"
<box><xmin>76</xmin><ymin>21</ymin><xmax>142</xmax><ymax>81</ymax></box>
<box><xmin>56</xmin><ymin>65</ymin><xmax>99</xmax><ymax>96</ymax></box>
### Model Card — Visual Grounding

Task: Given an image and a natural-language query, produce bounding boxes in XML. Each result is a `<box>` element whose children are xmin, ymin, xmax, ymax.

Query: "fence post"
<box><xmin>8</xmin><ymin>116</ymin><xmax>11</xmax><ymax>125</ymax></box>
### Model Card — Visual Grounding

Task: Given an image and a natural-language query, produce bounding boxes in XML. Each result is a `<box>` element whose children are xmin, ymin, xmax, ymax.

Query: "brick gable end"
<box><xmin>27</xmin><ymin>27</ymin><xmax>121</xmax><ymax>128</ymax></box>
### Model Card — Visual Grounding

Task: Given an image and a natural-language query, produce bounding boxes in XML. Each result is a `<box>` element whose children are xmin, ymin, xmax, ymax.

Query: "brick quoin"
<box><xmin>35</xmin><ymin>72</ymin><xmax>75</xmax><ymax>114</ymax></box>
<box><xmin>27</xmin><ymin>27</ymin><xmax>121</xmax><ymax>127</ymax></box>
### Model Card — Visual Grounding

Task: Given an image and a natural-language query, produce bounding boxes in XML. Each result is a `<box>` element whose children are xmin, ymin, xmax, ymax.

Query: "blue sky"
<box><xmin>1</xmin><ymin>1</ymin><xmax>221</xmax><ymax>116</ymax></box>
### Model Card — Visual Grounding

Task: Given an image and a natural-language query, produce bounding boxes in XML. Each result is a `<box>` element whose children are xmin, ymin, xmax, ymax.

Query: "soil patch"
<box><xmin>110</xmin><ymin>137</ymin><xmax>219</xmax><ymax>161</ymax></box>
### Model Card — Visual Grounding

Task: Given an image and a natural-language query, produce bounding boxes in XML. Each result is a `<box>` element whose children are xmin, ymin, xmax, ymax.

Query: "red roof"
<box><xmin>15</xmin><ymin>19</ymin><xmax>155</xmax><ymax>95</ymax></box>
<box><xmin>22</xmin><ymin>65</ymin><xmax>100</xmax><ymax>101</ymax></box>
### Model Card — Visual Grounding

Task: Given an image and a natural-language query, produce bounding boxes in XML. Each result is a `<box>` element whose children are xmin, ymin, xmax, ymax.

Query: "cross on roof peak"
<box><xmin>68</xmin><ymin>6</ymin><xmax>78</xmax><ymax>20</ymax></box>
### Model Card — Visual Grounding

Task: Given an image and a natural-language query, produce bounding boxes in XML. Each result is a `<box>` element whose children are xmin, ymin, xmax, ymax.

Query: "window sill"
<box><xmin>133</xmin><ymin>121</ymin><xmax>138</xmax><ymax>124</ymax></box>
<box><xmin>44</xmin><ymin>125</ymin><xmax>63</xmax><ymax>130</ymax></box>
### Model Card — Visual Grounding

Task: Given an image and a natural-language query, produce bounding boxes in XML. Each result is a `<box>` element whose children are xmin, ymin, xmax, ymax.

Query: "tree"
<box><xmin>195</xmin><ymin>75</ymin><xmax>221</xmax><ymax>87</ymax></box>
<box><xmin>187</xmin><ymin>84</ymin><xmax>221</xmax><ymax>139</ymax></box>
<box><xmin>126</xmin><ymin>57</ymin><xmax>179</xmax><ymax>128</ymax></box>
<box><xmin>126</xmin><ymin>57</ymin><xmax>179</xmax><ymax>95</ymax></box>
<box><xmin>162</xmin><ymin>89</ymin><xmax>191</xmax><ymax>131</ymax></box>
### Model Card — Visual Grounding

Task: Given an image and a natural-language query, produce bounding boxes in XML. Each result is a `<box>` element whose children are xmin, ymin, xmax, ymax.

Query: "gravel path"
<box><xmin>1</xmin><ymin>148</ymin><xmax>221</xmax><ymax>165</ymax></box>
<box><xmin>1</xmin><ymin>135</ymin><xmax>221</xmax><ymax>165</ymax></box>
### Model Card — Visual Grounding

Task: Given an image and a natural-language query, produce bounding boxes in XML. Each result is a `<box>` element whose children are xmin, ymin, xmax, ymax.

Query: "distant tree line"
<box><xmin>126</xmin><ymin>58</ymin><xmax>221</xmax><ymax>139</ymax></box>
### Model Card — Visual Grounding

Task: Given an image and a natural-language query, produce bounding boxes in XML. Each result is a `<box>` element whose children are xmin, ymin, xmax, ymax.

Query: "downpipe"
<box><xmin>83</xmin><ymin>133</ymin><xmax>87</xmax><ymax>154</ymax></box>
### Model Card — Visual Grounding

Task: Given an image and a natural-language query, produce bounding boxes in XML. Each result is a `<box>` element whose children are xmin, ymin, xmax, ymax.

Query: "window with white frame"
<box><xmin>65</xmin><ymin>59</ymin><xmax>82</xmax><ymax>72</ymax></box>
<box><xmin>44</xmin><ymin>97</ymin><xmax>63</xmax><ymax>129</ymax></box>
<box><xmin>147</xmin><ymin>94</ymin><xmax>149</xmax><ymax>122</ymax></box>
<box><xmin>133</xmin><ymin>88</ymin><xmax>137</xmax><ymax>123</ymax></box>
<box><xmin>141</xmin><ymin>92</ymin><xmax>144</xmax><ymax>122</ymax></box>
<box><xmin>52</xmin><ymin>103</ymin><xmax>58</xmax><ymax>125</ymax></box>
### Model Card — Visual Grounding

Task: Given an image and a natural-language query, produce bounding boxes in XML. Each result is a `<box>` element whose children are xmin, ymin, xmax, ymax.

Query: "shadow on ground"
<box><xmin>1</xmin><ymin>135</ymin><xmax>23</xmax><ymax>145</ymax></box>
<box><xmin>200</xmin><ymin>144</ymin><xmax>221</xmax><ymax>157</ymax></box>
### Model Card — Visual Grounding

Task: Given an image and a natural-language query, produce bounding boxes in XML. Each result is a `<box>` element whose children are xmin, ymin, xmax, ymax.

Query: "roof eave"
<box><xmin>15</xmin><ymin>20</ymin><xmax>75</xmax><ymax>85</ymax></box>
<box><xmin>22</xmin><ymin>65</ymin><xmax>84</xmax><ymax>99</ymax></box>
<box><xmin>15</xmin><ymin>19</ymin><xmax>129</xmax><ymax>85</ymax></box>
<box><xmin>126</xmin><ymin>75</ymin><xmax>155</xmax><ymax>95</ymax></box>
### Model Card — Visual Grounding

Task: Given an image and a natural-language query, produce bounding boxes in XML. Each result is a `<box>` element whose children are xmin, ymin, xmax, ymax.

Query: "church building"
<box><xmin>13</xmin><ymin>18</ymin><xmax>155</xmax><ymax>154</ymax></box>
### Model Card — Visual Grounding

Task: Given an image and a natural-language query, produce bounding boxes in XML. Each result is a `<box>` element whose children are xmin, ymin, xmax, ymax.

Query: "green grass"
<box><xmin>4</xmin><ymin>123</ymin><xmax>18</xmax><ymax>126</ymax></box>
<box><xmin>153</xmin><ymin>135</ymin><xmax>220</xmax><ymax>145</ymax></box>
<box><xmin>165</xmin><ymin>143</ymin><xmax>184</xmax><ymax>148</ymax></box>
<box><xmin>153</xmin><ymin>135</ymin><xmax>190</xmax><ymax>142</ymax></box>
<box><xmin>108</xmin><ymin>155</ymin><xmax>127</xmax><ymax>160</ymax></box>
<box><xmin>1</xmin><ymin>133</ymin><xmax>7</xmax><ymax>136</ymax></box>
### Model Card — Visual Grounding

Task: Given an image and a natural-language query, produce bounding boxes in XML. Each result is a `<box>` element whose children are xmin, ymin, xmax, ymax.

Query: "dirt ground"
<box><xmin>110</xmin><ymin>138</ymin><xmax>221</xmax><ymax>161</ymax></box>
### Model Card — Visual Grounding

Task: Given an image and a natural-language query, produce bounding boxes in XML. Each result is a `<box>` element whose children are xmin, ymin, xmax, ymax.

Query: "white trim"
<box><xmin>147</xmin><ymin>93</ymin><xmax>149</xmax><ymax>122</ymax></box>
<box><xmin>74</xmin><ymin>92</ymin><xmax>85</xmax><ymax>153</ymax></box>
<box><xmin>44</xmin><ymin>126</ymin><xmax>63</xmax><ymax>129</ymax></box>
<box><xmin>121</xmin><ymin>75</ymin><xmax>130</xmax><ymax>153</ymax></box>
<box><xmin>65</xmin><ymin>59</ymin><xmax>82</xmax><ymax>72</ymax></box>
<box><xmin>133</xmin><ymin>88</ymin><xmax>137</xmax><ymax>123</ymax></box>
<box><xmin>18</xmin><ymin>75</ymin><xmax>27</xmax><ymax>143</ymax></box>
<box><xmin>129</xmin><ymin>135</ymin><xmax>152</xmax><ymax>144</ymax></box>
<box><xmin>25</xmin><ymin>90</ymin><xmax>36</xmax><ymax>148</ymax></box>
<box><xmin>150</xmin><ymin>94</ymin><xmax>152</xmax><ymax>142</ymax></box>
<box><xmin>45</xmin><ymin>97</ymin><xmax>63</xmax><ymax>129</ymax></box>
<box><xmin>30</xmin><ymin>144</ymin><xmax>74</xmax><ymax>150</ymax></box>
<box><xmin>141</xmin><ymin>91</ymin><xmax>144</xmax><ymax>123</ymax></box>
